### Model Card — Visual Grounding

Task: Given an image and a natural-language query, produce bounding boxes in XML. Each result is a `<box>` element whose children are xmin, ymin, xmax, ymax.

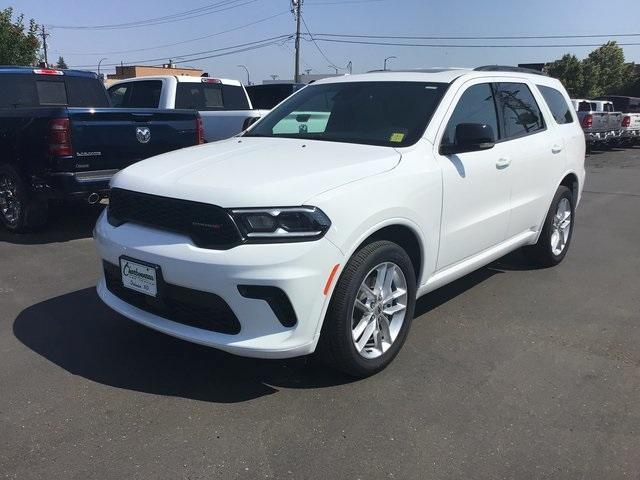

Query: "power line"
<box><xmin>310</xmin><ymin>37</ymin><xmax>640</xmax><ymax>49</ymax></box>
<box><xmin>301</xmin><ymin>15</ymin><xmax>338</xmax><ymax>69</ymax></box>
<box><xmin>308</xmin><ymin>31</ymin><xmax>640</xmax><ymax>40</ymax></box>
<box><xmin>68</xmin><ymin>35</ymin><xmax>292</xmax><ymax>68</ymax></box>
<box><xmin>49</xmin><ymin>0</ymin><xmax>257</xmax><ymax>30</ymax></box>
<box><xmin>55</xmin><ymin>12</ymin><xmax>290</xmax><ymax>56</ymax></box>
<box><xmin>307</xmin><ymin>0</ymin><xmax>389</xmax><ymax>5</ymax></box>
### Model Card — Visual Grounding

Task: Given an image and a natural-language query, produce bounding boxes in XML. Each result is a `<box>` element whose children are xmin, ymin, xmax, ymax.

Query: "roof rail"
<box><xmin>474</xmin><ymin>65</ymin><xmax>548</xmax><ymax>76</ymax></box>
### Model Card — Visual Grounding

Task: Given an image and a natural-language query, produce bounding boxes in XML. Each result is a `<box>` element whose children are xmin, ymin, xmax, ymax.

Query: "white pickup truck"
<box><xmin>108</xmin><ymin>76</ymin><xmax>261</xmax><ymax>142</ymax></box>
<box><xmin>595</xmin><ymin>95</ymin><xmax>640</xmax><ymax>146</ymax></box>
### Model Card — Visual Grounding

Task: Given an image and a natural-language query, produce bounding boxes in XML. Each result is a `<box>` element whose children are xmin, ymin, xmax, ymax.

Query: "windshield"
<box><xmin>245</xmin><ymin>81</ymin><xmax>448</xmax><ymax>147</ymax></box>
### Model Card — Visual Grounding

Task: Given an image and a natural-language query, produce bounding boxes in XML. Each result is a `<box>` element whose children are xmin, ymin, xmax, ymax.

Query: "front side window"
<box><xmin>109</xmin><ymin>81</ymin><xmax>162</xmax><ymax>108</ymax></box>
<box><xmin>537</xmin><ymin>85</ymin><xmax>573</xmax><ymax>124</ymax></box>
<box><xmin>442</xmin><ymin>83</ymin><xmax>499</xmax><ymax>147</ymax></box>
<box><xmin>245</xmin><ymin>81</ymin><xmax>448</xmax><ymax>147</ymax></box>
<box><xmin>495</xmin><ymin>82</ymin><xmax>545</xmax><ymax>139</ymax></box>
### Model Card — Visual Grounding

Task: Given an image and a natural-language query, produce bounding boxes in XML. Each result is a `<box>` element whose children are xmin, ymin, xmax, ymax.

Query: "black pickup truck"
<box><xmin>0</xmin><ymin>67</ymin><xmax>203</xmax><ymax>232</ymax></box>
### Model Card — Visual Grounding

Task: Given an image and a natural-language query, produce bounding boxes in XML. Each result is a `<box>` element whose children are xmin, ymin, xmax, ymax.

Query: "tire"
<box><xmin>0</xmin><ymin>164</ymin><xmax>48</xmax><ymax>233</ymax></box>
<box><xmin>524</xmin><ymin>185</ymin><xmax>574</xmax><ymax>267</ymax></box>
<box><xmin>317</xmin><ymin>240</ymin><xmax>417</xmax><ymax>378</ymax></box>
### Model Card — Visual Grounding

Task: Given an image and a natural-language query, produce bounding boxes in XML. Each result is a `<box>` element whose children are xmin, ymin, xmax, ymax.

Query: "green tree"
<box><xmin>0</xmin><ymin>7</ymin><xmax>40</xmax><ymax>66</ymax></box>
<box><xmin>546</xmin><ymin>54</ymin><xmax>583</xmax><ymax>97</ymax></box>
<box><xmin>581</xmin><ymin>58</ymin><xmax>603</xmax><ymax>98</ymax></box>
<box><xmin>55</xmin><ymin>56</ymin><xmax>67</xmax><ymax>69</ymax></box>
<box><xmin>585</xmin><ymin>41</ymin><xmax>632</xmax><ymax>96</ymax></box>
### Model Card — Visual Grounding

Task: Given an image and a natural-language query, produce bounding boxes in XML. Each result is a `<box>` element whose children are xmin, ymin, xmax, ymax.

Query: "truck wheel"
<box><xmin>0</xmin><ymin>165</ymin><xmax>48</xmax><ymax>233</ymax></box>
<box><xmin>524</xmin><ymin>186</ymin><xmax>574</xmax><ymax>267</ymax></box>
<box><xmin>317</xmin><ymin>240</ymin><xmax>416</xmax><ymax>378</ymax></box>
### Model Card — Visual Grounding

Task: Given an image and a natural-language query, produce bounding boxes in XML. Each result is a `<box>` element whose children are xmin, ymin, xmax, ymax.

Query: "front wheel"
<box><xmin>317</xmin><ymin>240</ymin><xmax>417</xmax><ymax>378</ymax></box>
<box><xmin>524</xmin><ymin>185</ymin><xmax>574</xmax><ymax>267</ymax></box>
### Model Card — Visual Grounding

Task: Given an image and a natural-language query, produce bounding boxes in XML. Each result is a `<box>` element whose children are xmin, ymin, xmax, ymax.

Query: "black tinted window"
<box><xmin>495</xmin><ymin>83</ymin><xmax>544</xmax><ymax>139</ymax></box>
<box><xmin>108</xmin><ymin>85</ymin><xmax>129</xmax><ymax>107</ymax></box>
<box><xmin>66</xmin><ymin>77</ymin><xmax>110</xmax><ymax>107</ymax></box>
<box><xmin>36</xmin><ymin>80</ymin><xmax>67</xmax><ymax>105</ymax></box>
<box><xmin>0</xmin><ymin>74</ymin><xmax>38</xmax><ymax>107</ymax></box>
<box><xmin>175</xmin><ymin>83</ymin><xmax>249</xmax><ymax>110</ymax></box>
<box><xmin>443</xmin><ymin>83</ymin><xmax>499</xmax><ymax>146</ymax></box>
<box><xmin>538</xmin><ymin>85</ymin><xmax>573</xmax><ymax>124</ymax></box>
<box><xmin>128</xmin><ymin>81</ymin><xmax>162</xmax><ymax>108</ymax></box>
<box><xmin>578</xmin><ymin>102</ymin><xmax>591</xmax><ymax>112</ymax></box>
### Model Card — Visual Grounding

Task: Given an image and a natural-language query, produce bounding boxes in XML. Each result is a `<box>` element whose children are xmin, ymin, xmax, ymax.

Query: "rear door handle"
<box><xmin>496</xmin><ymin>158</ymin><xmax>511</xmax><ymax>169</ymax></box>
<box><xmin>552</xmin><ymin>145</ymin><xmax>563</xmax><ymax>154</ymax></box>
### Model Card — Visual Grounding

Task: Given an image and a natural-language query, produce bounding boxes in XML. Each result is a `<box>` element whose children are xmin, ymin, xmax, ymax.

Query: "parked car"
<box><xmin>107</xmin><ymin>75</ymin><xmax>260</xmax><ymax>142</ymax></box>
<box><xmin>0</xmin><ymin>67</ymin><xmax>203</xmax><ymax>232</ymax></box>
<box><xmin>595</xmin><ymin>95</ymin><xmax>640</xmax><ymax>145</ymax></box>
<box><xmin>94</xmin><ymin>67</ymin><xmax>585</xmax><ymax>377</ymax></box>
<box><xmin>571</xmin><ymin>98</ymin><xmax>622</xmax><ymax>147</ymax></box>
<box><xmin>245</xmin><ymin>83</ymin><xmax>305</xmax><ymax>110</ymax></box>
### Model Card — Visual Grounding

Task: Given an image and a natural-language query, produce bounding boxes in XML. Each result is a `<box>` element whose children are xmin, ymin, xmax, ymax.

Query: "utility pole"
<box><xmin>40</xmin><ymin>26</ymin><xmax>50</xmax><ymax>67</ymax></box>
<box><xmin>292</xmin><ymin>0</ymin><xmax>303</xmax><ymax>83</ymax></box>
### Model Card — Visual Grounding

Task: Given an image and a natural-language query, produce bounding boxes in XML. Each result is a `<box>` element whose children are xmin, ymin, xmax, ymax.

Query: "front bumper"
<box><xmin>94</xmin><ymin>210</ymin><xmax>344</xmax><ymax>358</ymax></box>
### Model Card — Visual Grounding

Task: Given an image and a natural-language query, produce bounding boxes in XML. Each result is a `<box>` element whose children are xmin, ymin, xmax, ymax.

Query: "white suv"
<box><xmin>94</xmin><ymin>67</ymin><xmax>586</xmax><ymax>377</ymax></box>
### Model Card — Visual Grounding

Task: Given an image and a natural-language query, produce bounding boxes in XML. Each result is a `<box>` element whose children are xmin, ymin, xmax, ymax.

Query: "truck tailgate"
<box><xmin>62</xmin><ymin>108</ymin><xmax>198</xmax><ymax>171</ymax></box>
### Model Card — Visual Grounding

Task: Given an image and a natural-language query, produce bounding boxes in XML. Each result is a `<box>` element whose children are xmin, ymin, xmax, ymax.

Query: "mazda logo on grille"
<box><xmin>136</xmin><ymin>126</ymin><xmax>151</xmax><ymax>144</ymax></box>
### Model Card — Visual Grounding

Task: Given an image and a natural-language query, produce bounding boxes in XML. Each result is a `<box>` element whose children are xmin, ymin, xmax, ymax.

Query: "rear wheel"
<box><xmin>524</xmin><ymin>185</ymin><xmax>574</xmax><ymax>267</ymax></box>
<box><xmin>317</xmin><ymin>240</ymin><xmax>416</xmax><ymax>378</ymax></box>
<box><xmin>0</xmin><ymin>165</ymin><xmax>48</xmax><ymax>233</ymax></box>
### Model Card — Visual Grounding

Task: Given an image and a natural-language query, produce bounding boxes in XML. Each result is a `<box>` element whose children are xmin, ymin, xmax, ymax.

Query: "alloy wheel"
<box><xmin>550</xmin><ymin>197</ymin><xmax>571</xmax><ymax>256</ymax></box>
<box><xmin>351</xmin><ymin>262</ymin><xmax>408</xmax><ymax>359</ymax></box>
<box><xmin>0</xmin><ymin>174</ymin><xmax>21</xmax><ymax>226</ymax></box>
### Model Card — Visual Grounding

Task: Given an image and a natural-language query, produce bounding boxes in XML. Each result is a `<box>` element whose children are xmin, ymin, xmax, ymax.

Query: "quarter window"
<box><xmin>442</xmin><ymin>83</ymin><xmax>499</xmax><ymax>147</ymax></box>
<box><xmin>495</xmin><ymin>82</ymin><xmax>545</xmax><ymax>140</ymax></box>
<box><xmin>537</xmin><ymin>85</ymin><xmax>573</xmax><ymax>124</ymax></box>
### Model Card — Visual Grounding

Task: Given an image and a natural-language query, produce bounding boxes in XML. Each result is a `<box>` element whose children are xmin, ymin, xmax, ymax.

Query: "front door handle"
<box><xmin>552</xmin><ymin>145</ymin><xmax>563</xmax><ymax>154</ymax></box>
<box><xmin>496</xmin><ymin>158</ymin><xmax>511</xmax><ymax>169</ymax></box>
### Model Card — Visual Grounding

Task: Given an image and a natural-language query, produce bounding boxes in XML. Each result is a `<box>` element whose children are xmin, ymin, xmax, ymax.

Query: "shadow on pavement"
<box><xmin>0</xmin><ymin>204</ymin><xmax>103</xmax><ymax>245</ymax></box>
<box><xmin>13</xmin><ymin>287</ymin><xmax>355</xmax><ymax>403</ymax></box>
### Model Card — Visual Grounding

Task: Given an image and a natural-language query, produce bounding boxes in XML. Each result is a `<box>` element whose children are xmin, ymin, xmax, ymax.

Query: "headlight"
<box><xmin>231</xmin><ymin>206</ymin><xmax>331</xmax><ymax>242</ymax></box>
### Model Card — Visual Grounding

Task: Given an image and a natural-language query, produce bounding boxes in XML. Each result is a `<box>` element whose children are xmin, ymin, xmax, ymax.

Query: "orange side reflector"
<box><xmin>323</xmin><ymin>264</ymin><xmax>340</xmax><ymax>296</ymax></box>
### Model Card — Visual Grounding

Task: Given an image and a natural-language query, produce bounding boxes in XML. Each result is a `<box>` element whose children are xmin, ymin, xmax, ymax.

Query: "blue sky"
<box><xmin>14</xmin><ymin>0</ymin><xmax>640</xmax><ymax>82</ymax></box>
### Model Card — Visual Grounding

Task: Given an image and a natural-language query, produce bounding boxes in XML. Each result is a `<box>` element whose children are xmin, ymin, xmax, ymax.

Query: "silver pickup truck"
<box><xmin>595</xmin><ymin>95</ymin><xmax>640</xmax><ymax>146</ymax></box>
<box><xmin>571</xmin><ymin>98</ymin><xmax>623</xmax><ymax>147</ymax></box>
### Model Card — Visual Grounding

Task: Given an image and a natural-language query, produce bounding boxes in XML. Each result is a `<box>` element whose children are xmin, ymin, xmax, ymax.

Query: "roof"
<box><xmin>0</xmin><ymin>66</ymin><xmax>97</xmax><ymax>78</ymax></box>
<box><xmin>109</xmin><ymin>75</ymin><xmax>241</xmax><ymax>86</ymax></box>
<box><xmin>313</xmin><ymin>66</ymin><xmax>561</xmax><ymax>86</ymax></box>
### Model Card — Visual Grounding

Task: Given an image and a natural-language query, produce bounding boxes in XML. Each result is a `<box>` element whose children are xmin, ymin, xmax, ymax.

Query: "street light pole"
<box><xmin>383</xmin><ymin>56</ymin><xmax>397</xmax><ymax>71</ymax></box>
<box><xmin>97</xmin><ymin>57</ymin><xmax>108</xmax><ymax>78</ymax></box>
<box><xmin>238</xmin><ymin>64</ymin><xmax>251</xmax><ymax>85</ymax></box>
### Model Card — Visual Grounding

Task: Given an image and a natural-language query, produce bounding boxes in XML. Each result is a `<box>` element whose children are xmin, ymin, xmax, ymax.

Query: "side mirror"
<box><xmin>440</xmin><ymin>123</ymin><xmax>496</xmax><ymax>155</ymax></box>
<box><xmin>242</xmin><ymin>116</ymin><xmax>260</xmax><ymax>131</ymax></box>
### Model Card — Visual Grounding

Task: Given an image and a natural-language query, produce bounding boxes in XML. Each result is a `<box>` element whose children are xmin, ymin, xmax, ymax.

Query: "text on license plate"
<box><xmin>120</xmin><ymin>258</ymin><xmax>157</xmax><ymax>297</ymax></box>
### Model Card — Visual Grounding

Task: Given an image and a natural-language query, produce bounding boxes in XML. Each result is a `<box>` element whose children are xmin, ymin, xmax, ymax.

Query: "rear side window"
<box><xmin>36</xmin><ymin>80</ymin><xmax>67</xmax><ymax>105</ymax></box>
<box><xmin>495</xmin><ymin>82</ymin><xmax>545</xmax><ymax>140</ymax></box>
<box><xmin>537</xmin><ymin>85</ymin><xmax>573</xmax><ymax>124</ymax></box>
<box><xmin>578</xmin><ymin>102</ymin><xmax>592</xmax><ymax>112</ymax></box>
<box><xmin>109</xmin><ymin>81</ymin><xmax>162</xmax><ymax>108</ymax></box>
<box><xmin>175</xmin><ymin>83</ymin><xmax>250</xmax><ymax>110</ymax></box>
<box><xmin>603</xmin><ymin>103</ymin><xmax>614</xmax><ymax>112</ymax></box>
<box><xmin>442</xmin><ymin>83</ymin><xmax>499</xmax><ymax>146</ymax></box>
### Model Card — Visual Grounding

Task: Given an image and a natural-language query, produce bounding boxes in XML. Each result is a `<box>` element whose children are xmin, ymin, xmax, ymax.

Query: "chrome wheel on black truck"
<box><xmin>0</xmin><ymin>165</ymin><xmax>47</xmax><ymax>233</ymax></box>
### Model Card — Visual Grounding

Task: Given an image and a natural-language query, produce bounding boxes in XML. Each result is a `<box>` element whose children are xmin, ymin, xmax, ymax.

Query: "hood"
<box><xmin>111</xmin><ymin>137</ymin><xmax>401</xmax><ymax>207</ymax></box>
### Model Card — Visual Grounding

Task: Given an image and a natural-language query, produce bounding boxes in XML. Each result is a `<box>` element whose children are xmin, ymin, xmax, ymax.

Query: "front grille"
<box><xmin>108</xmin><ymin>188</ymin><xmax>242</xmax><ymax>249</ymax></box>
<box><xmin>103</xmin><ymin>261</ymin><xmax>241</xmax><ymax>335</ymax></box>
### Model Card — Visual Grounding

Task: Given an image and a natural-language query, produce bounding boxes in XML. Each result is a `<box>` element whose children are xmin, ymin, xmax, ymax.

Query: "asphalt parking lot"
<box><xmin>1</xmin><ymin>147</ymin><xmax>639</xmax><ymax>479</ymax></box>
